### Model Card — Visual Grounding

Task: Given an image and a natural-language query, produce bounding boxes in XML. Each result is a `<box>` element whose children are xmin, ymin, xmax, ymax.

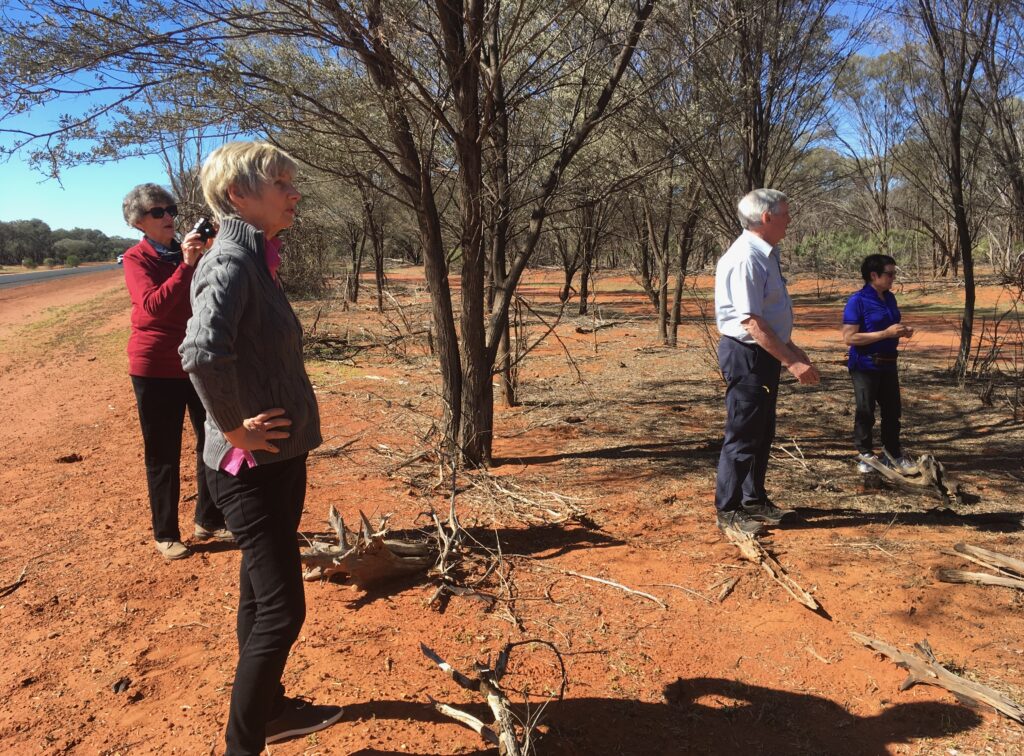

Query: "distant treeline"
<box><xmin>0</xmin><ymin>219</ymin><xmax>135</xmax><ymax>266</ymax></box>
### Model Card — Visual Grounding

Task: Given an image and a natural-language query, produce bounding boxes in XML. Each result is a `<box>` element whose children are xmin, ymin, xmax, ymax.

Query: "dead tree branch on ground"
<box><xmin>852</xmin><ymin>634</ymin><xmax>1024</xmax><ymax>723</ymax></box>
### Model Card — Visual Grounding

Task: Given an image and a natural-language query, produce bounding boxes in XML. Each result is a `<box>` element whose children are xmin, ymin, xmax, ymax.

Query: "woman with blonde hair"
<box><xmin>180</xmin><ymin>141</ymin><xmax>342</xmax><ymax>752</ymax></box>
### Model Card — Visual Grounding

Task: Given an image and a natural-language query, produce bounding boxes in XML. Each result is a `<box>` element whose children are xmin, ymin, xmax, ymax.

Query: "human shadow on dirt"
<box><xmin>789</xmin><ymin>505</ymin><xmax>1023</xmax><ymax>533</ymax></box>
<box><xmin>340</xmin><ymin>676</ymin><xmax>982</xmax><ymax>756</ymax></box>
<box><xmin>495</xmin><ymin>439</ymin><xmax>719</xmax><ymax>468</ymax></box>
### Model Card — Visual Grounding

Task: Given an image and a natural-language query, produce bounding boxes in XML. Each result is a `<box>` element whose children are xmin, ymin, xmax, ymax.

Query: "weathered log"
<box><xmin>300</xmin><ymin>506</ymin><xmax>436</xmax><ymax>588</ymax></box>
<box><xmin>860</xmin><ymin>453</ymin><xmax>963</xmax><ymax>505</ymax></box>
<box><xmin>852</xmin><ymin>633</ymin><xmax>1024</xmax><ymax>723</ymax></box>
<box><xmin>953</xmin><ymin>542</ymin><xmax>1024</xmax><ymax>576</ymax></box>
<box><xmin>724</xmin><ymin>527</ymin><xmax>821</xmax><ymax>612</ymax></box>
<box><xmin>937</xmin><ymin>568</ymin><xmax>1024</xmax><ymax>590</ymax></box>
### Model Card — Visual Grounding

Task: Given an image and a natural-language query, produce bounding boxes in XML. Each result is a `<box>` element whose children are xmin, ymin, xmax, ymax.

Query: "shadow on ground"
<box><xmin>339</xmin><ymin>675</ymin><xmax>982</xmax><ymax>756</ymax></box>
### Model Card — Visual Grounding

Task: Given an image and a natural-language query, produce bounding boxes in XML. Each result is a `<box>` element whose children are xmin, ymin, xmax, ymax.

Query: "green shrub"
<box><xmin>22</xmin><ymin>258</ymin><xmax>37</xmax><ymax>269</ymax></box>
<box><xmin>42</xmin><ymin>258</ymin><xmax>56</xmax><ymax>268</ymax></box>
<box><xmin>65</xmin><ymin>255</ymin><xmax>80</xmax><ymax>268</ymax></box>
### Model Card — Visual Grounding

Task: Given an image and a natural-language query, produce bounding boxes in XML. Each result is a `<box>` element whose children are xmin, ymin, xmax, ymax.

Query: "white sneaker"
<box><xmin>883</xmin><ymin>450</ymin><xmax>918</xmax><ymax>475</ymax></box>
<box><xmin>857</xmin><ymin>453</ymin><xmax>877</xmax><ymax>474</ymax></box>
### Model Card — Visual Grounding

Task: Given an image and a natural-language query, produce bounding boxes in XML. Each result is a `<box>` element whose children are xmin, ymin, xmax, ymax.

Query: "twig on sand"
<box><xmin>647</xmin><ymin>582</ymin><xmax>714</xmax><ymax>605</ymax></box>
<box><xmin>532</xmin><ymin>561</ymin><xmax>667</xmax><ymax>610</ymax></box>
<box><xmin>0</xmin><ymin>565</ymin><xmax>27</xmax><ymax>598</ymax></box>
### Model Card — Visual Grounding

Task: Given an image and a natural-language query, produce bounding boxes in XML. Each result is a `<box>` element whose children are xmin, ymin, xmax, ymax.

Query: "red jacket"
<box><xmin>123</xmin><ymin>238</ymin><xmax>195</xmax><ymax>378</ymax></box>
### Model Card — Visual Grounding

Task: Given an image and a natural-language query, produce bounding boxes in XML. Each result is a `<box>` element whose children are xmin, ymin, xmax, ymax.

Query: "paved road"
<box><xmin>0</xmin><ymin>264</ymin><xmax>121</xmax><ymax>291</ymax></box>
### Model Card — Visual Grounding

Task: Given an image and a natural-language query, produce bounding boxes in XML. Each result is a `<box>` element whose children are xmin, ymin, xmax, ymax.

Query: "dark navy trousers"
<box><xmin>714</xmin><ymin>336</ymin><xmax>781</xmax><ymax>512</ymax></box>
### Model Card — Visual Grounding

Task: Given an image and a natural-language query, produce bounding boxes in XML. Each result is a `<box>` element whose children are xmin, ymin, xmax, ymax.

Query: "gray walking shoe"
<box><xmin>716</xmin><ymin>509</ymin><xmax>766</xmax><ymax>536</ymax></box>
<box><xmin>741</xmin><ymin>500</ymin><xmax>793</xmax><ymax>524</ymax></box>
<box><xmin>193</xmin><ymin>523</ymin><xmax>235</xmax><ymax>542</ymax></box>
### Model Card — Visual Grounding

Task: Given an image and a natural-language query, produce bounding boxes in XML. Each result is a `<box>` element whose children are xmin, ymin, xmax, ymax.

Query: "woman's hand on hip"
<box><xmin>223</xmin><ymin>408</ymin><xmax>292</xmax><ymax>453</ymax></box>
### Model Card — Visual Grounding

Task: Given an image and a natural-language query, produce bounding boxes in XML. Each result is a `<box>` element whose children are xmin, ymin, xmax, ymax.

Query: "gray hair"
<box><xmin>737</xmin><ymin>188</ymin><xmax>788</xmax><ymax>230</ymax></box>
<box><xmin>200</xmin><ymin>141</ymin><xmax>298</xmax><ymax>221</ymax></box>
<box><xmin>122</xmin><ymin>183</ymin><xmax>175</xmax><ymax>227</ymax></box>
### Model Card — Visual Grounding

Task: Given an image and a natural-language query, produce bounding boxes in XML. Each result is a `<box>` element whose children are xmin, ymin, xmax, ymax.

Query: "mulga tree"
<box><xmin>0</xmin><ymin>0</ymin><xmax>658</xmax><ymax>465</ymax></box>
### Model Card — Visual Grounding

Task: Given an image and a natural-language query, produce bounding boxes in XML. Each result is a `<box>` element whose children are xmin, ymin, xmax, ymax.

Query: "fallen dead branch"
<box><xmin>717</xmin><ymin>576</ymin><xmax>740</xmax><ymax>603</ymax></box>
<box><xmin>421</xmin><ymin>641</ymin><xmax>564</xmax><ymax>756</ymax></box>
<box><xmin>300</xmin><ymin>507</ymin><xmax>437</xmax><ymax>588</ymax></box>
<box><xmin>937</xmin><ymin>569</ymin><xmax>1024</xmax><ymax>590</ymax></box>
<box><xmin>465</xmin><ymin>472</ymin><xmax>587</xmax><ymax>526</ymax></box>
<box><xmin>852</xmin><ymin>633</ymin><xmax>1024</xmax><ymax>723</ymax></box>
<box><xmin>953</xmin><ymin>542</ymin><xmax>1024</xmax><ymax>576</ymax></box>
<box><xmin>309</xmin><ymin>438</ymin><xmax>359</xmax><ymax>458</ymax></box>
<box><xmin>0</xmin><ymin>564</ymin><xmax>27</xmax><ymax>598</ymax></box>
<box><xmin>553</xmin><ymin>568</ymin><xmax>668</xmax><ymax>609</ymax></box>
<box><xmin>723</xmin><ymin>528</ymin><xmax>821</xmax><ymax>613</ymax></box>
<box><xmin>859</xmin><ymin>453</ymin><xmax>964</xmax><ymax>506</ymax></box>
<box><xmin>574</xmin><ymin>320</ymin><xmax>622</xmax><ymax>334</ymax></box>
<box><xmin>937</xmin><ymin>542</ymin><xmax>1024</xmax><ymax>592</ymax></box>
<box><xmin>647</xmin><ymin>582</ymin><xmax>714</xmax><ymax>605</ymax></box>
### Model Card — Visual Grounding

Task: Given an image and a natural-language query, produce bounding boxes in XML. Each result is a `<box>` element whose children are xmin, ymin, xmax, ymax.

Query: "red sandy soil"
<box><xmin>1</xmin><ymin>267</ymin><xmax>1023</xmax><ymax>755</ymax></box>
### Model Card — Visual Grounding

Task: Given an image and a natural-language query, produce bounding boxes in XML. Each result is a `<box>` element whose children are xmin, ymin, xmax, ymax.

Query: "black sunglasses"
<box><xmin>143</xmin><ymin>204</ymin><xmax>179</xmax><ymax>219</ymax></box>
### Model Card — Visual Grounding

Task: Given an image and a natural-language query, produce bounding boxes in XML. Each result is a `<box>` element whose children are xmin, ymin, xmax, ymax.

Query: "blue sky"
<box><xmin>0</xmin><ymin>154</ymin><xmax>165</xmax><ymax>238</ymax></box>
<box><xmin>0</xmin><ymin>0</ymin><xmax>879</xmax><ymax>240</ymax></box>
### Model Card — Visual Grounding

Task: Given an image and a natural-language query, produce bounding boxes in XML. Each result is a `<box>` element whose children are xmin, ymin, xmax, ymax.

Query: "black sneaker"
<box><xmin>265</xmin><ymin>696</ymin><xmax>344</xmax><ymax>744</ymax></box>
<box><xmin>716</xmin><ymin>509</ymin><xmax>766</xmax><ymax>536</ymax></box>
<box><xmin>741</xmin><ymin>500</ymin><xmax>793</xmax><ymax>524</ymax></box>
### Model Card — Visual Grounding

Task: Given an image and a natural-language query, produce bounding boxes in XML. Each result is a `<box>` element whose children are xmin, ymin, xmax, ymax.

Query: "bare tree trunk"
<box><xmin>346</xmin><ymin>228</ymin><xmax>365</xmax><ymax>303</ymax></box>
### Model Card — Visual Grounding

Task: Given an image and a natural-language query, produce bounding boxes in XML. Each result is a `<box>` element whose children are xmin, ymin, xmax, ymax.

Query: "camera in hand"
<box><xmin>192</xmin><ymin>217</ymin><xmax>216</xmax><ymax>242</ymax></box>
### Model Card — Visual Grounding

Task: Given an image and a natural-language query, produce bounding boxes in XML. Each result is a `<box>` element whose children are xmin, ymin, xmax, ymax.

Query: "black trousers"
<box><xmin>206</xmin><ymin>453</ymin><xmax>308</xmax><ymax>756</ymax></box>
<box><xmin>131</xmin><ymin>375</ymin><xmax>223</xmax><ymax>542</ymax></box>
<box><xmin>715</xmin><ymin>337</ymin><xmax>781</xmax><ymax>512</ymax></box>
<box><xmin>851</xmin><ymin>368</ymin><xmax>902</xmax><ymax>457</ymax></box>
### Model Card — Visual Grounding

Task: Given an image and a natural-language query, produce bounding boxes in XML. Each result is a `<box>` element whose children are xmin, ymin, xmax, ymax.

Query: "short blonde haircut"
<box><xmin>200</xmin><ymin>141</ymin><xmax>298</xmax><ymax>221</ymax></box>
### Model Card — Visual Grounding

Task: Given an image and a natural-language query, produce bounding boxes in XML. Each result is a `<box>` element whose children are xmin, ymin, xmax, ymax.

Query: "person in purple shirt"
<box><xmin>841</xmin><ymin>254</ymin><xmax>917</xmax><ymax>474</ymax></box>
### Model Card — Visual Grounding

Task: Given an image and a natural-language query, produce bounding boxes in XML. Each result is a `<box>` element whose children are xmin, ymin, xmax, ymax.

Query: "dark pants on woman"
<box><xmin>715</xmin><ymin>337</ymin><xmax>781</xmax><ymax>512</ymax></box>
<box><xmin>206</xmin><ymin>453</ymin><xmax>308</xmax><ymax>755</ymax></box>
<box><xmin>131</xmin><ymin>375</ymin><xmax>224</xmax><ymax>542</ymax></box>
<box><xmin>851</xmin><ymin>368</ymin><xmax>902</xmax><ymax>457</ymax></box>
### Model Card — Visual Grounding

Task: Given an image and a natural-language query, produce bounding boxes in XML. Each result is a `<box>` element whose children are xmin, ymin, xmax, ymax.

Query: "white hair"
<box><xmin>737</xmin><ymin>189</ymin><xmax>788</xmax><ymax>229</ymax></box>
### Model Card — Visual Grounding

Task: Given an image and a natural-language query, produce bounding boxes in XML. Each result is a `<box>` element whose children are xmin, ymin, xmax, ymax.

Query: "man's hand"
<box><xmin>787</xmin><ymin>360</ymin><xmax>820</xmax><ymax>385</ymax></box>
<box><xmin>223</xmin><ymin>408</ymin><xmax>292</xmax><ymax>453</ymax></box>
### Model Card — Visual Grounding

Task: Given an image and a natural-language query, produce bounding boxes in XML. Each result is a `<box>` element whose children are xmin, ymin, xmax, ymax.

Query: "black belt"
<box><xmin>872</xmin><ymin>354</ymin><xmax>898</xmax><ymax>364</ymax></box>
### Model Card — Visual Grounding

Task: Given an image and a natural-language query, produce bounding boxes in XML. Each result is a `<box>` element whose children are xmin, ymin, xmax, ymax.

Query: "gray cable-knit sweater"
<box><xmin>179</xmin><ymin>218</ymin><xmax>322</xmax><ymax>469</ymax></box>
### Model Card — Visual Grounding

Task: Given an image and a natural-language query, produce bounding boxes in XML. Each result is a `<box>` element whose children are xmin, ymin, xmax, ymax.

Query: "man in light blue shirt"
<box><xmin>713</xmin><ymin>189</ymin><xmax>819</xmax><ymax>535</ymax></box>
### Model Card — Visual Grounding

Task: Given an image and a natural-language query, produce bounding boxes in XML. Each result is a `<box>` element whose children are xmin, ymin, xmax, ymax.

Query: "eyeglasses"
<box><xmin>142</xmin><ymin>204</ymin><xmax>178</xmax><ymax>219</ymax></box>
<box><xmin>880</xmin><ymin>269</ymin><xmax>896</xmax><ymax>278</ymax></box>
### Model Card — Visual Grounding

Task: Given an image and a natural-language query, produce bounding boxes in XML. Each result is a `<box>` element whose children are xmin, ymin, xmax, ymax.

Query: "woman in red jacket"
<box><xmin>122</xmin><ymin>183</ymin><xmax>231</xmax><ymax>560</ymax></box>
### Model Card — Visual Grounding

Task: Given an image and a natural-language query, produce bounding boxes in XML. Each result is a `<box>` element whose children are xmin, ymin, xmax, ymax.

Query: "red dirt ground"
<box><xmin>1</xmin><ymin>267</ymin><xmax>1023</xmax><ymax>755</ymax></box>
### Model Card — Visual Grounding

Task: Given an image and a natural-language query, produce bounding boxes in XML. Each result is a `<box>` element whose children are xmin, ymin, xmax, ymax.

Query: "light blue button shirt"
<box><xmin>715</xmin><ymin>230</ymin><xmax>794</xmax><ymax>344</ymax></box>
